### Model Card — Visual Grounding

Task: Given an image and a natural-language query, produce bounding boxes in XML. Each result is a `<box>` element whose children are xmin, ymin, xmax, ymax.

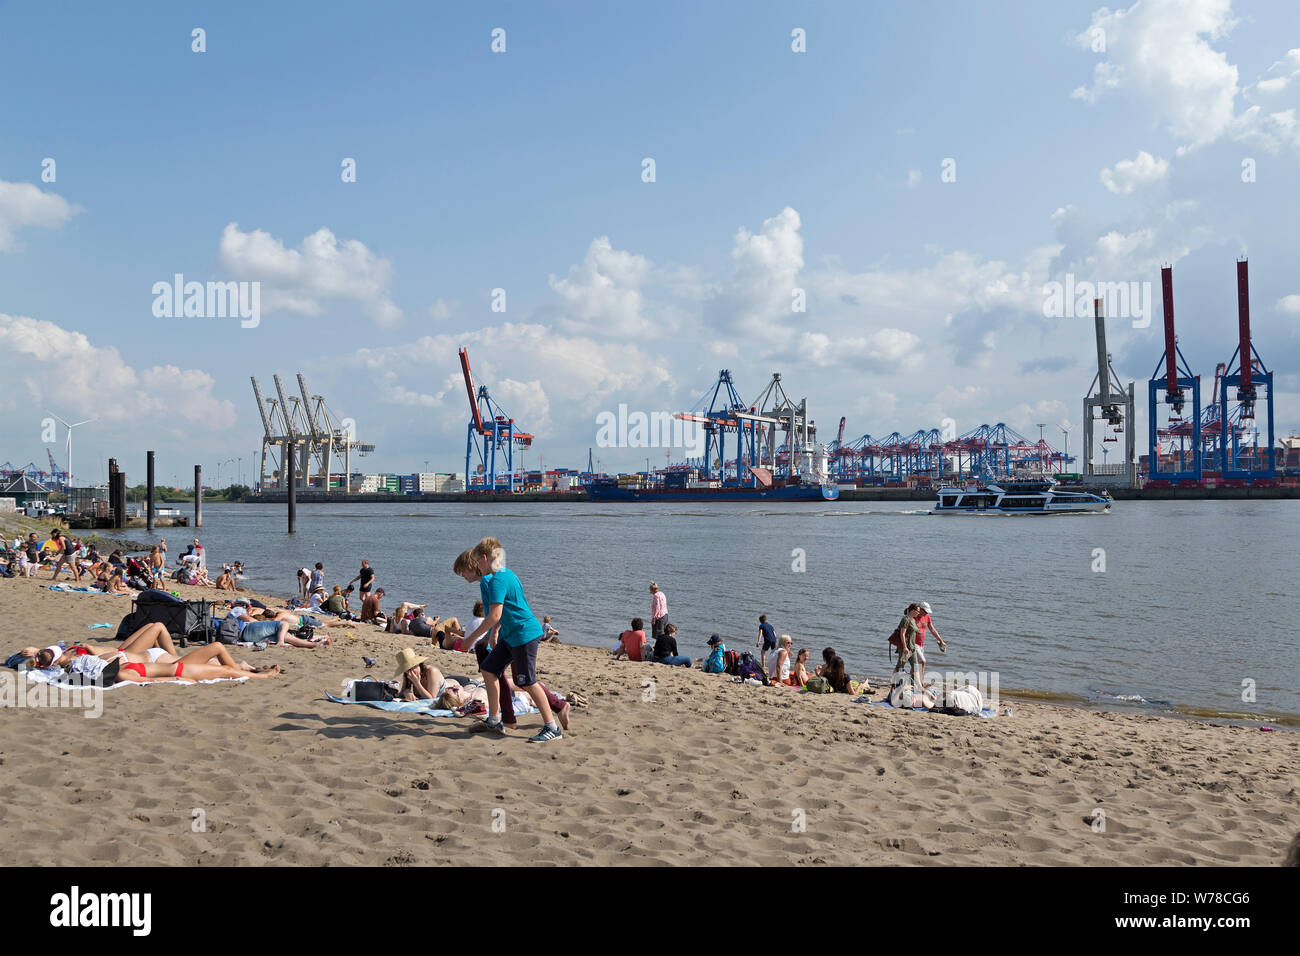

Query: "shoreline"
<box><xmin>241</xmin><ymin>485</ymin><xmax>1300</xmax><ymax>504</ymax></box>
<box><xmin>2</xmin><ymin>575</ymin><xmax>1297</xmax><ymax>865</ymax></box>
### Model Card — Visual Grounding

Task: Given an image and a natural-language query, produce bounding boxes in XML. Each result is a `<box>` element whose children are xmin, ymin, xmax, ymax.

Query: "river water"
<box><xmin>167</xmin><ymin>500</ymin><xmax>1299</xmax><ymax>727</ymax></box>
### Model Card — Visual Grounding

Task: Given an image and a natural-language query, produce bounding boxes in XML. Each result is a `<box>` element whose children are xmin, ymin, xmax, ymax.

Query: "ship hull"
<box><xmin>588</xmin><ymin>483</ymin><xmax>839</xmax><ymax>502</ymax></box>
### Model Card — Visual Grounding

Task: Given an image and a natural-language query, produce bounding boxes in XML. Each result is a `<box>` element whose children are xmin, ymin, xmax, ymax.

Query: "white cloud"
<box><xmin>428</xmin><ymin>298</ymin><xmax>458</xmax><ymax>320</ymax></box>
<box><xmin>549</xmin><ymin>236</ymin><xmax>655</xmax><ymax>337</ymax></box>
<box><xmin>352</xmin><ymin>322</ymin><xmax>671</xmax><ymax>441</ymax></box>
<box><xmin>1073</xmin><ymin>2</ymin><xmax>1300</xmax><ymax>154</ymax></box>
<box><xmin>1099</xmin><ymin>150</ymin><xmax>1170</xmax><ymax>194</ymax></box>
<box><xmin>0</xmin><ymin>313</ymin><xmax>236</xmax><ymax>432</ymax></box>
<box><xmin>1276</xmin><ymin>294</ymin><xmax>1300</xmax><ymax>315</ymax></box>
<box><xmin>218</xmin><ymin>222</ymin><xmax>402</xmax><ymax>327</ymax></box>
<box><xmin>1072</xmin><ymin>0</ymin><xmax>1240</xmax><ymax>151</ymax></box>
<box><xmin>0</xmin><ymin>180</ymin><xmax>79</xmax><ymax>251</ymax></box>
<box><xmin>906</xmin><ymin>169</ymin><xmax>922</xmax><ymax>188</ymax></box>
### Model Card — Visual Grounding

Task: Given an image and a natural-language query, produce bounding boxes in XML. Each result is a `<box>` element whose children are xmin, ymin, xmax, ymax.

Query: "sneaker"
<box><xmin>528</xmin><ymin>724</ymin><xmax>562</xmax><ymax>743</ymax></box>
<box><xmin>252</xmin><ymin>642</ymin><xmax>267</xmax><ymax>652</ymax></box>
<box><xmin>469</xmin><ymin>717</ymin><xmax>506</xmax><ymax>734</ymax></box>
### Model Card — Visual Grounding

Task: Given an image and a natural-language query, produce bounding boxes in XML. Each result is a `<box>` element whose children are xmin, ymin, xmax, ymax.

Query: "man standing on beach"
<box><xmin>348</xmin><ymin>560</ymin><xmax>375</xmax><ymax>599</ymax></box>
<box><xmin>458</xmin><ymin>537</ymin><xmax>562</xmax><ymax>743</ymax></box>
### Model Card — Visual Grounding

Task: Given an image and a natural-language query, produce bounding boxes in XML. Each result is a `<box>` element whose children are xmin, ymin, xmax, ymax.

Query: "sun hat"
<box><xmin>393</xmin><ymin>647</ymin><xmax>427</xmax><ymax>679</ymax></box>
<box><xmin>920</xmin><ymin>601</ymin><xmax>932</xmax><ymax>614</ymax></box>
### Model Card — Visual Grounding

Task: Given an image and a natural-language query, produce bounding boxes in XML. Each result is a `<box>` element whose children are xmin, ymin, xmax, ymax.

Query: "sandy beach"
<box><xmin>1</xmin><ymin>574</ymin><xmax>1296</xmax><ymax>867</ymax></box>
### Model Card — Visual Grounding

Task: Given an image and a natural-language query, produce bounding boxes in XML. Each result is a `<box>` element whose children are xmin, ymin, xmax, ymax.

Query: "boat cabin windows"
<box><xmin>1002</xmin><ymin>496</ymin><xmax>1047</xmax><ymax>509</ymax></box>
<box><xmin>940</xmin><ymin>494</ymin><xmax>960</xmax><ymax>508</ymax></box>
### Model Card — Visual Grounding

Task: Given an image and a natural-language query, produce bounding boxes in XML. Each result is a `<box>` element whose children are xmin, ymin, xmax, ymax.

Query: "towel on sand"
<box><xmin>23</xmin><ymin>667</ymin><xmax>247</xmax><ymax>689</ymax></box>
<box><xmin>858</xmin><ymin>697</ymin><xmax>997</xmax><ymax>717</ymax></box>
<box><xmin>44</xmin><ymin>585</ymin><xmax>128</xmax><ymax>595</ymax></box>
<box><xmin>328</xmin><ymin>685</ymin><xmax>539</xmax><ymax>718</ymax></box>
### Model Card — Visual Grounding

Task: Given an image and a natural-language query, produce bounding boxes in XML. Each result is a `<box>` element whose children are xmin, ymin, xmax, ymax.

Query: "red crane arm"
<box><xmin>1237</xmin><ymin>259</ymin><xmax>1252</xmax><ymax>392</ymax></box>
<box><xmin>1161</xmin><ymin>266</ymin><xmax>1179</xmax><ymax>396</ymax></box>
<box><xmin>459</xmin><ymin>348</ymin><xmax>485</xmax><ymax>434</ymax></box>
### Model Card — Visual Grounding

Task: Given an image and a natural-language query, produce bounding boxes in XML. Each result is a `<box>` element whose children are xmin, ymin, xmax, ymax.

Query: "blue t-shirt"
<box><xmin>480</xmin><ymin>568</ymin><xmax>543</xmax><ymax>647</ymax></box>
<box><xmin>759</xmin><ymin>621</ymin><xmax>776</xmax><ymax>644</ymax></box>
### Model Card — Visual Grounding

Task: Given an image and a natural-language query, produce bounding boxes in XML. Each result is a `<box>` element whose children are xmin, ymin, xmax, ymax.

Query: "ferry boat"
<box><xmin>932</xmin><ymin>479</ymin><xmax>1111</xmax><ymax>515</ymax></box>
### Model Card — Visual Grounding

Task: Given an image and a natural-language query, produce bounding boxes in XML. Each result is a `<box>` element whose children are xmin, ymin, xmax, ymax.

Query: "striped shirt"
<box><xmin>651</xmin><ymin>590</ymin><xmax>667</xmax><ymax>621</ymax></box>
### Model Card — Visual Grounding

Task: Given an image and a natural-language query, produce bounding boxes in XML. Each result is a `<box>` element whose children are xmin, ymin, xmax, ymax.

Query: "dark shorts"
<box><xmin>762</xmin><ymin>639</ymin><xmax>776</xmax><ymax>652</ymax></box>
<box><xmin>481</xmin><ymin>638</ymin><xmax>540</xmax><ymax>687</ymax></box>
<box><xmin>408</xmin><ymin>619</ymin><xmax>433</xmax><ymax>638</ymax></box>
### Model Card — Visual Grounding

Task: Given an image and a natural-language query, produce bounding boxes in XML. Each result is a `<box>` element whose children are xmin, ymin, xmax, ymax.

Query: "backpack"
<box><xmin>736</xmin><ymin>653</ymin><xmax>768</xmax><ymax>684</ymax></box>
<box><xmin>216</xmin><ymin>615</ymin><xmax>242</xmax><ymax>645</ymax></box>
<box><xmin>723</xmin><ymin>649</ymin><xmax>742</xmax><ymax>675</ymax></box>
<box><xmin>704</xmin><ymin>646</ymin><xmax>727</xmax><ymax>673</ymax></box>
<box><xmin>804</xmin><ymin>676</ymin><xmax>833</xmax><ymax>694</ymax></box>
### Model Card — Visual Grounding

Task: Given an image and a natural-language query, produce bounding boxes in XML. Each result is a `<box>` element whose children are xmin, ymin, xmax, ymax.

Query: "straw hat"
<box><xmin>393</xmin><ymin>647</ymin><xmax>427</xmax><ymax>679</ymax></box>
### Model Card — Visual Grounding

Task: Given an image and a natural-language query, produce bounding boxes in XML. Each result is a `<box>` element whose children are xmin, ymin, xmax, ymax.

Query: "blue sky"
<box><xmin>1</xmin><ymin>0</ymin><xmax>1298</xmax><ymax>485</ymax></box>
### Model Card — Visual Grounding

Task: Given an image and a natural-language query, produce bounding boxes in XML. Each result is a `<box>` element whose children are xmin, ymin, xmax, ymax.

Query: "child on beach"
<box><xmin>456</xmin><ymin>537</ymin><xmax>562</xmax><ymax>742</ymax></box>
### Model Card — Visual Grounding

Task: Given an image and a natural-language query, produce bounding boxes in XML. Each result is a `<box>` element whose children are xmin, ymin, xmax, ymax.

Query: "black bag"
<box><xmin>294</xmin><ymin>625</ymin><xmax>315</xmax><ymax>641</ymax></box>
<box><xmin>115</xmin><ymin>590</ymin><xmax>211</xmax><ymax>641</ymax></box>
<box><xmin>352</xmin><ymin>680</ymin><xmax>395</xmax><ymax>702</ymax></box>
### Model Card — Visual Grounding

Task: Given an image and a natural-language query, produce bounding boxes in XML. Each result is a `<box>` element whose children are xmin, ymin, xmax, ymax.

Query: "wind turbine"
<box><xmin>46</xmin><ymin>411</ymin><xmax>96</xmax><ymax>490</ymax></box>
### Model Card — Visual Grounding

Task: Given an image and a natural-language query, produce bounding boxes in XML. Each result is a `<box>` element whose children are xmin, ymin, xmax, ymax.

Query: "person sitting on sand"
<box><xmin>612</xmin><ymin>618</ymin><xmax>648</xmax><ymax>661</ymax></box>
<box><xmin>703</xmin><ymin>634</ymin><xmax>727</xmax><ymax>673</ymax></box>
<box><xmin>773</xmin><ymin>634</ymin><xmax>795</xmax><ymax>685</ymax></box>
<box><xmin>790</xmin><ymin>648</ymin><xmax>812</xmax><ymax>688</ymax></box>
<box><xmin>214</xmin><ymin>567</ymin><xmax>235</xmax><ymax>590</ymax></box>
<box><xmin>359</xmin><ymin>587</ymin><xmax>385</xmax><ymax>623</ymax></box>
<box><xmin>541</xmin><ymin>615</ymin><xmax>560</xmax><ymax>642</ymax></box>
<box><xmin>396</xmin><ymin>648</ymin><xmax>572</xmax><ymax>731</ymax></box>
<box><xmin>650</xmin><ymin>622</ymin><xmax>692</xmax><ymax>667</ymax></box>
<box><xmin>101</xmin><ymin>569</ymin><xmax>129</xmax><ymax>594</ymax></box>
<box><xmin>815</xmin><ymin>646</ymin><xmax>836</xmax><ymax>677</ymax></box>
<box><xmin>824</xmin><ymin>655</ymin><xmax>854</xmax><ymax>694</ymax></box>
<box><xmin>386</xmin><ymin>602</ymin><xmax>432</xmax><ymax>634</ymax></box>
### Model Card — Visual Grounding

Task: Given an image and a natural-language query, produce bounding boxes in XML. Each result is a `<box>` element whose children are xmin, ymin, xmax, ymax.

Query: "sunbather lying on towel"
<box><xmin>53</xmin><ymin>642</ymin><xmax>279</xmax><ymax>684</ymax></box>
<box><xmin>106</xmin><ymin>622</ymin><xmax>270</xmax><ymax>673</ymax></box>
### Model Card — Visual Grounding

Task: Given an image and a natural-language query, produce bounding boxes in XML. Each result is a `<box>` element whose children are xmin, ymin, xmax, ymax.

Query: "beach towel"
<box><xmin>22</xmin><ymin>667</ymin><xmax>247</xmax><ymax>689</ymax></box>
<box><xmin>45</xmin><ymin>585</ymin><xmax>127</xmax><ymax>595</ymax></box>
<box><xmin>859</xmin><ymin>696</ymin><xmax>998</xmax><ymax>717</ymax></box>
<box><xmin>327</xmin><ymin>693</ymin><xmax>456</xmax><ymax>717</ymax></box>
<box><xmin>329</xmin><ymin>682</ymin><xmax>540</xmax><ymax>718</ymax></box>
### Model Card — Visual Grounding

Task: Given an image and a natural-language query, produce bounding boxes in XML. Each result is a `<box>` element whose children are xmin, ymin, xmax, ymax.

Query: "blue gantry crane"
<box><xmin>1147</xmin><ymin>265</ymin><xmax>1202</xmax><ymax>485</ymax></box>
<box><xmin>459</xmin><ymin>347</ymin><xmax>533</xmax><ymax>493</ymax></box>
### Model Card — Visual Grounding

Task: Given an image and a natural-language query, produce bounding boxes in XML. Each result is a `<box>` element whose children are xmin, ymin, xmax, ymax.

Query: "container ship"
<box><xmin>588</xmin><ymin>449</ymin><xmax>840</xmax><ymax>502</ymax></box>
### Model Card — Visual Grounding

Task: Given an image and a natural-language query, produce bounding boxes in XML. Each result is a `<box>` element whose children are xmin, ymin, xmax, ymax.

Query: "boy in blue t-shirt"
<box><xmin>456</xmin><ymin>538</ymin><xmax>561</xmax><ymax>743</ymax></box>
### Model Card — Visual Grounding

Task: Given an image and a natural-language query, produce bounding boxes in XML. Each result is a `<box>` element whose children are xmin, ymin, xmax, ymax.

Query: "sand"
<box><xmin>1</xmin><ymin>573</ymin><xmax>1296</xmax><ymax>866</ymax></box>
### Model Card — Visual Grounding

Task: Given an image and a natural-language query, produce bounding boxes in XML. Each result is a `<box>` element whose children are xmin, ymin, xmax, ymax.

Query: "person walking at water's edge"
<box><xmin>758</xmin><ymin>614</ymin><xmax>777</xmax><ymax>674</ymax></box>
<box><xmin>457</xmin><ymin>537</ymin><xmax>562</xmax><ymax>743</ymax></box>
<box><xmin>649</xmin><ymin>581</ymin><xmax>669</xmax><ymax>646</ymax></box>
